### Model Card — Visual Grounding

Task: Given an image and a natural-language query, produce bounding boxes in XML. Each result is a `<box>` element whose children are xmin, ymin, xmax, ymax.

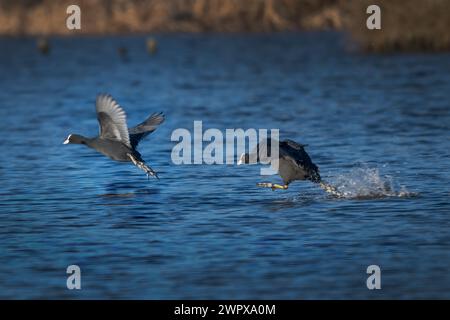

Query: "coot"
<box><xmin>238</xmin><ymin>139</ymin><xmax>321</xmax><ymax>190</ymax></box>
<box><xmin>63</xmin><ymin>94</ymin><xmax>164</xmax><ymax>179</ymax></box>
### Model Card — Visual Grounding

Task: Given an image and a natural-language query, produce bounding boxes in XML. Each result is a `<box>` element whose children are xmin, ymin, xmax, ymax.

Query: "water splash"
<box><xmin>319</xmin><ymin>165</ymin><xmax>417</xmax><ymax>199</ymax></box>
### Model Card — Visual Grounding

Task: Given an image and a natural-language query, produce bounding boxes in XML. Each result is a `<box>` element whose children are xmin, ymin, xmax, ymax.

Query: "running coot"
<box><xmin>238</xmin><ymin>139</ymin><xmax>321</xmax><ymax>190</ymax></box>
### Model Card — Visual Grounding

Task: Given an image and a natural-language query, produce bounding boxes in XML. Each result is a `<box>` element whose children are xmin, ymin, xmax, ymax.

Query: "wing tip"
<box><xmin>149</xmin><ymin>111</ymin><xmax>165</xmax><ymax>124</ymax></box>
<box><xmin>96</xmin><ymin>93</ymin><xmax>117</xmax><ymax>109</ymax></box>
<box><xmin>96</xmin><ymin>92</ymin><xmax>111</xmax><ymax>100</ymax></box>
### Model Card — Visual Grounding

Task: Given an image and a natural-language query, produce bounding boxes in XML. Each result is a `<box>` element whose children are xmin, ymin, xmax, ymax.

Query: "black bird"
<box><xmin>37</xmin><ymin>37</ymin><xmax>50</xmax><ymax>55</ymax></box>
<box><xmin>63</xmin><ymin>94</ymin><xmax>164</xmax><ymax>179</ymax></box>
<box><xmin>117</xmin><ymin>46</ymin><xmax>129</xmax><ymax>62</ymax></box>
<box><xmin>238</xmin><ymin>139</ymin><xmax>321</xmax><ymax>190</ymax></box>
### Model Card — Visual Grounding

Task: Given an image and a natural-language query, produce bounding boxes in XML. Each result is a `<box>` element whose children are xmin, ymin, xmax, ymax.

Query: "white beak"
<box><xmin>63</xmin><ymin>134</ymin><xmax>72</xmax><ymax>145</ymax></box>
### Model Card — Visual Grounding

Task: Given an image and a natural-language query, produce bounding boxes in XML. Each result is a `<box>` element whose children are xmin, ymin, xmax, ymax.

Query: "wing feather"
<box><xmin>95</xmin><ymin>94</ymin><xmax>131</xmax><ymax>148</ymax></box>
<box><xmin>280</xmin><ymin>140</ymin><xmax>320</xmax><ymax>181</ymax></box>
<box><xmin>129</xmin><ymin>112</ymin><xmax>165</xmax><ymax>148</ymax></box>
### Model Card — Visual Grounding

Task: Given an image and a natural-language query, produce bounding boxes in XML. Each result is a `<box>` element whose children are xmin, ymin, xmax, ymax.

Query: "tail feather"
<box><xmin>309</xmin><ymin>169</ymin><xmax>322</xmax><ymax>183</ymax></box>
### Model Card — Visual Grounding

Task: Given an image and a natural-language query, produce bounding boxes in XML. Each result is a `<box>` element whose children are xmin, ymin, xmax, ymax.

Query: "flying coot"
<box><xmin>63</xmin><ymin>94</ymin><xmax>165</xmax><ymax>179</ymax></box>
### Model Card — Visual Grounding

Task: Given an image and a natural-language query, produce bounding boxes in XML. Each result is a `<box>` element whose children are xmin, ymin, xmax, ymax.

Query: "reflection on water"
<box><xmin>0</xmin><ymin>33</ymin><xmax>450</xmax><ymax>299</ymax></box>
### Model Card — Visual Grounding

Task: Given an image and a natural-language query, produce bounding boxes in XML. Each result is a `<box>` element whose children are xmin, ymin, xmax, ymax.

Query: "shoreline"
<box><xmin>0</xmin><ymin>0</ymin><xmax>449</xmax><ymax>52</ymax></box>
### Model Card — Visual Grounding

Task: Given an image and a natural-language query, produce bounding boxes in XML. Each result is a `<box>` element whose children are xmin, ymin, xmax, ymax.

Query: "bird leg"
<box><xmin>127</xmin><ymin>153</ymin><xmax>159</xmax><ymax>180</ymax></box>
<box><xmin>257</xmin><ymin>182</ymin><xmax>289</xmax><ymax>191</ymax></box>
<box><xmin>319</xmin><ymin>181</ymin><xmax>344</xmax><ymax>197</ymax></box>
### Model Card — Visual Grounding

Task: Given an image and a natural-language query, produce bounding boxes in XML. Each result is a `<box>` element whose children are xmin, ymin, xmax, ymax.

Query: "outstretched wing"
<box><xmin>95</xmin><ymin>94</ymin><xmax>131</xmax><ymax>148</ymax></box>
<box><xmin>129</xmin><ymin>112</ymin><xmax>165</xmax><ymax>149</ymax></box>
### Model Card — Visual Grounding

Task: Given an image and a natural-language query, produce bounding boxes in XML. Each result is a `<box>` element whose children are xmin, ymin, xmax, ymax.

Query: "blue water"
<box><xmin>0</xmin><ymin>33</ymin><xmax>449</xmax><ymax>299</ymax></box>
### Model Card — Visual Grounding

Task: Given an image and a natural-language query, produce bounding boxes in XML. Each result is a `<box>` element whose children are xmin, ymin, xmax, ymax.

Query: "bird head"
<box><xmin>63</xmin><ymin>134</ymin><xmax>86</xmax><ymax>145</ymax></box>
<box><xmin>237</xmin><ymin>153</ymin><xmax>250</xmax><ymax>165</ymax></box>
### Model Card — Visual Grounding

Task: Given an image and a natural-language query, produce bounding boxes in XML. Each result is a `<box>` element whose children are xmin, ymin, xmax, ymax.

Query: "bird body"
<box><xmin>64</xmin><ymin>94</ymin><xmax>164</xmax><ymax>179</ymax></box>
<box><xmin>278</xmin><ymin>139</ymin><xmax>321</xmax><ymax>185</ymax></box>
<box><xmin>93</xmin><ymin>138</ymin><xmax>132</xmax><ymax>162</ymax></box>
<box><xmin>278</xmin><ymin>157</ymin><xmax>309</xmax><ymax>184</ymax></box>
<box><xmin>238</xmin><ymin>138</ymin><xmax>321</xmax><ymax>190</ymax></box>
<box><xmin>78</xmin><ymin>136</ymin><xmax>138</xmax><ymax>162</ymax></box>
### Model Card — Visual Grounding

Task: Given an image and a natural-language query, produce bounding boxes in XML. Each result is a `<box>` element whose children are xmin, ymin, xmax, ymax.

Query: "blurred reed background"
<box><xmin>0</xmin><ymin>0</ymin><xmax>449</xmax><ymax>52</ymax></box>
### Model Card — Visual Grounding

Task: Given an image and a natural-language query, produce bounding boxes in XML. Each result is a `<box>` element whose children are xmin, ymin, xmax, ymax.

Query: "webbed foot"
<box><xmin>257</xmin><ymin>182</ymin><xmax>288</xmax><ymax>191</ymax></box>
<box><xmin>127</xmin><ymin>153</ymin><xmax>159</xmax><ymax>180</ymax></box>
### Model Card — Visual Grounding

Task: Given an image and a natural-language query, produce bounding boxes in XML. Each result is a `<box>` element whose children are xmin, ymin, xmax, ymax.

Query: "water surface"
<box><xmin>0</xmin><ymin>33</ymin><xmax>449</xmax><ymax>299</ymax></box>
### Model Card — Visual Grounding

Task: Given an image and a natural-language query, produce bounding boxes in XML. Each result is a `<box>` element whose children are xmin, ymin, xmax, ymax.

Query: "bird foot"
<box><xmin>127</xmin><ymin>153</ymin><xmax>159</xmax><ymax>180</ymax></box>
<box><xmin>319</xmin><ymin>181</ymin><xmax>344</xmax><ymax>197</ymax></box>
<box><xmin>257</xmin><ymin>182</ymin><xmax>288</xmax><ymax>191</ymax></box>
